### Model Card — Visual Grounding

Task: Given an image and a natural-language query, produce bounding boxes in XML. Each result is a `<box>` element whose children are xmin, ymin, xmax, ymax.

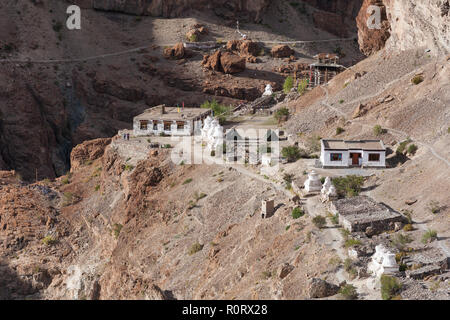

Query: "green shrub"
<box><xmin>112</xmin><ymin>223</ymin><xmax>123</xmax><ymax>239</ymax></box>
<box><xmin>407</xmin><ymin>144</ymin><xmax>418</xmax><ymax>155</ymax></box>
<box><xmin>380</xmin><ymin>275</ymin><xmax>402</xmax><ymax>300</ymax></box>
<box><xmin>332</xmin><ymin>175</ymin><xmax>364</xmax><ymax>198</ymax></box>
<box><xmin>94</xmin><ymin>184</ymin><xmax>100</xmax><ymax>192</ymax></box>
<box><xmin>391</xmin><ymin>233</ymin><xmax>413</xmax><ymax>250</ymax></box>
<box><xmin>297</xmin><ymin>79</ymin><xmax>308</xmax><ymax>95</ymax></box>
<box><xmin>188</xmin><ymin>33</ymin><xmax>198</xmax><ymax>42</ymax></box>
<box><xmin>188</xmin><ymin>242</ymin><xmax>203</xmax><ymax>255</ymax></box>
<box><xmin>411</xmin><ymin>75</ymin><xmax>424</xmax><ymax>85</ymax></box>
<box><xmin>182</xmin><ymin>178</ymin><xmax>193</xmax><ymax>185</ymax></box>
<box><xmin>281</xmin><ymin>146</ymin><xmax>306</xmax><ymax>162</ymax></box>
<box><xmin>344</xmin><ymin>238</ymin><xmax>362</xmax><ymax>248</ymax></box>
<box><xmin>344</xmin><ymin>258</ymin><xmax>358</xmax><ymax>279</ymax></box>
<box><xmin>283</xmin><ymin>76</ymin><xmax>294</xmax><ymax>93</ymax></box>
<box><xmin>201</xmin><ymin>99</ymin><xmax>231</xmax><ymax>125</ymax></box>
<box><xmin>403</xmin><ymin>224</ymin><xmax>414</xmax><ymax>232</ymax></box>
<box><xmin>336</xmin><ymin>127</ymin><xmax>345</xmax><ymax>135</ymax></box>
<box><xmin>329</xmin><ymin>214</ymin><xmax>339</xmax><ymax>225</ymax></box>
<box><xmin>124</xmin><ymin>164</ymin><xmax>134</xmax><ymax>171</ymax></box>
<box><xmin>312</xmin><ymin>215</ymin><xmax>326</xmax><ymax>229</ymax></box>
<box><xmin>422</xmin><ymin>229</ymin><xmax>437</xmax><ymax>244</ymax></box>
<box><xmin>373</xmin><ymin>125</ymin><xmax>385</xmax><ymax>136</ymax></box>
<box><xmin>339</xmin><ymin>284</ymin><xmax>358</xmax><ymax>300</ymax></box>
<box><xmin>194</xmin><ymin>192</ymin><xmax>207</xmax><ymax>201</ymax></box>
<box><xmin>61</xmin><ymin>176</ymin><xmax>70</xmax><ymax>185</ymax></box>
<box><xmin>339</xmin><ymin>99</ymin><xmax>344</xmax><ymax>104</ymax></box>
<box><xmin>427</xmin><ymin>200</ymin><xmax>441</xmax><ymax>214</ymax></box>
<box><xmin>274</xmin><ymin>107</ymin><xmax>290</xmax><ymax>122</ymax></box>
<box><xmin>62</xmin><ymin>192</ymin><xmax>74</xmax><ymax>207</ymax></box>
<box><xmin>42</xmin><ymin>236</ymin><xmax>57</xmax><ymax>246</ymax></box>
<box><xmin>292</xmin><ymin>207</ymin><xmax>305</xmax><ymax>219</ymax></box>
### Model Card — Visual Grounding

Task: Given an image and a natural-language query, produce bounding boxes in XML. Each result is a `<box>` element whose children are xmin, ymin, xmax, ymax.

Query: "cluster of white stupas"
<box><xmin>200</xmin><ymin>116</ymin><xmax>223</xmax><ymax>151</ymax></box>
<box><xmin>321</xmin><ymin>176</ymin><xmax>338</xmax><ymax>201</ymax></box>
<box><xmin>368</xmin><ymin>244</ymin><xmax>398</xmax><ymax>278</ymax></box>
<box><xmin>304</xmin><ymin>170</ymin><xmax>322</xmax><ymax>193</ymax></box>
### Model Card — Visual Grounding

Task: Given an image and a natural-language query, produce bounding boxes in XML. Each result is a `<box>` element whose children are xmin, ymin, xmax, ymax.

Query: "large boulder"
<box><xmin>271</xmin><ymin>45</ymin><xmax>295</xmax><ymax>58</ymax></box>
<box><xmin>202</xmin><ymin>50</ymin><xmax>246</xmax><ymax>74</ymax></box>
<box><xmin>70</xmin><ymin>138</ymin><xmax>112</xmax><ymax>171</ymax></box>
<box><xmin>308</xmin><ymin>278</ymin><xmax>340</xmax><ymax>298</ymax></box>
<box><xmin>220</xmin><ymin>52</ymin><xmax>246</xmax><ymax>74</ymax></box>
<box><xmin>163</xmin><ymin>42</ymin><xmax>185</xmax><ymax>60</ymax></box>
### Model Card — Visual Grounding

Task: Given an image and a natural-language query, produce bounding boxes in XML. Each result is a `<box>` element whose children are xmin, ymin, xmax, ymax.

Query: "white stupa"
<box><xmin>263</xmin><ymin>84</ymin><xmax>273</xmax><ymax>96</ymax></box>
<box><xmin>368</xmin><ymin>245</ymin><xmax>398</xmax><ymax>278</ymax></box>
<box><xmin>201</xmin><ymin>116</ymin><xmax>213</xmax><ymax>139</ymax></box>
<box><xmin>304</xmin><ymin>170</ymin><xmax>322</xmax><ymax>193</ymax></box>
<box><xmin>321</xmin><ymin>177</ymin><xmax>332</xmax><ymax>194</ymax></box>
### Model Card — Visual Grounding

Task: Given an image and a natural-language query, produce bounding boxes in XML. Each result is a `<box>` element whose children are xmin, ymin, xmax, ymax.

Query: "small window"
<box><xmin>140</xmin><ymin>120</ymin><xmax>148</xmax><ymax>130</ymax></box>
<box><xmin>177</xmin><ymin>121</ymin><xmax>185</xmax><ymax>130</ymax></box>
<box><xmin>330</xmin><ymin>153</ymin><xmax>342</xmax><ymax>162</ymax></box>
<box><xmin>153</xmin><ymin>121</ymin><xmax>158</xmax><ymax>130</ymax></box>
<box><xmin>369</xmin><ymin>153</ymin><xmax>380</xmax><ymax>162</ymax></box>
<box><xmin>164</xmin><ymin>122</ymin><xmax>172</xmax><ymax>131</ymax></box>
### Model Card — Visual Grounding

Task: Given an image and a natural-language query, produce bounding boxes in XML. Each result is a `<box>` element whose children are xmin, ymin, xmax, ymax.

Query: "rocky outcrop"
<box><xmin>163</xmin><ymin>42</ymin><xmax>185</xmax><ymax>60</ymax></box>
<box><xmin>202</xmin><ymin>50</ymin><xmax>246</xmax><ymax>74</ymax></box>
<box><xmin>308</xmin><ymin>278</ymin><xmax>340</xmax><ymax>298</ymax></box>
<box><xmin>357</xmin><ymin>0</ymin><xmax>391</xmax><ymax>55</ymax></box>
<box><xmin>92</xmin><ymin>0</ymin><xmax>271</xmax><ymax>21</ymax></box>
<box><xmin>271</xmin><ymin>45</ymin><xmax>295</xmax><ymax>58</ymax></box>
<box><xmin>70</xmin><ymin>138</ymin><xmax>112</xmax><ymax>171</ymax></box>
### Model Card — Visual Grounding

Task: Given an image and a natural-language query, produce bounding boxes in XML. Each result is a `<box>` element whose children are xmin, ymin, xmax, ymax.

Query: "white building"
<box><xmin>319</xmin><ymin>139</ymin><xmax>386</xmax><ymax>168</ymax></box>
<box><xmin>133</xmin><ymin>105</ymin><xmax>212</xmax><ymax>137</ymax></box>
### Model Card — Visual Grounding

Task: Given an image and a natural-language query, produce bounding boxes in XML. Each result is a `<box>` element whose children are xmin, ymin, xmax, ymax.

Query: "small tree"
<box><xmin>407</xmin><ymin>144</ymin><xmax>418</xmax><ymax>155</ymax></box>
<box><xmin>283</xmin><ymin>76</ymin><xmax>294</xmax><ymax>93</ymax></box>
<box><xmin>332</xmin><ymin>175</ymin><xmax>364</xmax><ymax>198</ymax></box>
<box><xmin>274</xmin><ymin>107</ymin><xmax>290</xmax><ymax>123</ymax></box>
<box><xmin>373</xmin><ymin>125</ymin><xmax>385</xmax><ymax>136</ymax></box>
<box><xmin>297</xmin><ymin>78</ymin><xmax>308</xmax><ymax>95</ymax></box>
<box><xmin>292</xmin><ymin>207</ymin><xmax>305</xmax><ymax>219</ymax></box>
<box><xmin>281</xmin><ymin>146</ymin><xmax>305</xmax><ymax>162</ymax></box>
<box><xmin>339</xmin><ymin>284</ymin><xmax>358</xmax><ymax>300</ymax></box>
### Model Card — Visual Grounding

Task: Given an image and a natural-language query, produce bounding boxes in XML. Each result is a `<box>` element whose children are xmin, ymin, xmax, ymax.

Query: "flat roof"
<box><xmin>322</xmin><ymin>139</ymin><xmax>386</xmax><ymax>151</ymax></box>
<box><xmin>332</xmin><ymin>195</ymin><xmax>402</xmax><ymax>224</ymax></box>
<box><xmin>134</xmin><ymin>105</ymin><xmax>211</xmax><ymax>122</ymax></box>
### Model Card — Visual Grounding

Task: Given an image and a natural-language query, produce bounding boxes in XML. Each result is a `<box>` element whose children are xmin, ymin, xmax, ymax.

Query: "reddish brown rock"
<box><xmin>356</xmin><ymin>0</ymin><xmax>391</xmax><ymax>56</ymax></box>
<box><xmin>271</xmin><ymin>45</ymin><xmax>295</xmax><ymax>58</ymax></box>
<box><xmin>163</xmin><ymin>42</ymin><xmax>185</xmax><ymax>60</ymax></box>
<box><xmin>220</xmin><ymin>52</ymin><xmax>246</xmax><ymax>74</ymax></box>
<box><xmin>202</xmin><ymin>50</ymin><xmax>223</xmax><ymax>72</ymax></box>
<box><xmin>70</xmin><ymin>138</ymin><xmax>112</xmax><ymax>171</ymax></box>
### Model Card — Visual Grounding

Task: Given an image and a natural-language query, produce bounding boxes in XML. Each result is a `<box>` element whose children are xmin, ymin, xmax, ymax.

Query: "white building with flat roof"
<box><xmin>133</xmin><ymin>105</ymin><xmax>212</xmax><ymax>137</ymax></box>
<box><xmin>319</xmin><ymin>139</ymin><xmax>386</xmax><ymax>168</ymax></box>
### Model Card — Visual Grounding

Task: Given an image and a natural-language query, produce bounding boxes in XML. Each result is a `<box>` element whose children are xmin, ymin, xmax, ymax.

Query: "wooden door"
<box><xmin>351</xmin><ymin>153</ymin><xmax>359</xmax><ymax>165</ymax></box>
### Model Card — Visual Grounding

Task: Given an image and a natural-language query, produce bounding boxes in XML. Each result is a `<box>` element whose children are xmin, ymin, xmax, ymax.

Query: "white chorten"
<box><xmin>368</xmin><ymin>245</ymin><xmax>398</xmax><ymax>278</ymax></box>
<box><xmin>321</xmin><ymin>176</ymin><xmax>332</xmax><ymax>194</ymax></box>
<box><xmin>201</xmin><ymin>116</ymin><xmax>213</xmax><ymax>139</ymax></box>
<box><xmin>304</xmin><ymin>170</ymin><xmax>322</xmax><ymax>193</ymax></box>
<box><xmin>263</xmin><ymin>84</ymin><xmax>273</xmax><ymax>96</ymax></box>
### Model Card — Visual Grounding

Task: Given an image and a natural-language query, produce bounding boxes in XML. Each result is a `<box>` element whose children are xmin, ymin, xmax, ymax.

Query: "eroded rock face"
<box><xmin>357</xmin><ymin>0</ymin><xmax>391</xmax><ymax>56</ymax></box>
<box><xmin>92</xmin><ymin>0</ymin><xmax>271</xmax><ymax>21</ymax></box>
<box><xmin>70</xmin><ymin>138</ymin><xmax>112</xmax><ymax>171</ymax></box>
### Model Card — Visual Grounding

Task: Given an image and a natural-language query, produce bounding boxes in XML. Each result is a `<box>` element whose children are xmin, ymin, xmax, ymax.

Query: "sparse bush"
<box><xmin>61</xmin><ymin>176</ymin><xmax>70</xmax><ymax>185</ymax></box>
<box><xmin>188</xmin><ymin>33</ymin><xmax>198</xmax><ymax>42</ymax></box>
<box><xmin>407</xmin><ymin>144</ymin><xmax>418</xmax><ymax>155</ymax></box>
<box><xmin>194</xmin><ymin>191</ymin><xmax>207</xmax><ymax>201</ymax></box>
<box><xmin>62</xmin><ymin>192</ymin><xmax>74</xmax><ymax>207</ymax></box>
<box><xmin>329</xmin><ymin>214</ymin><xmax>339</xmax><ymax>225</ymax></box>
<box><xmin>182</xmin><ymin>178</ymin><xmax>193</xmax><ymax>185</ymax></box>
<box><xmin>261</xmin><ymin>270</ymin><xmax>272</xmax><ymax>280</ymax></box>
<box><xmin>343</xmin><ymin>258</ymin><xmax>358</xmax><ymax>279</ymax></box>
<box><xmin>391</xmin><ymin>233</ymin><xmax>413</xmax><ymax>250</ymax></box>
<box><xmin>94</xmin><ymin>184</ymin><xmax>100</xmax><ymax>192</ymax></box>
<box><xmin>124</xmin><ymin>164</ymin><xmax>134</xmax><ymax>171</ymax></box>
<box><xmin>292</xmin><ymin>207</ymin><xmax>305</xmax><ymax>219</ymax></box>
<box><xmin>112</xmin><ymin>223</ymin><xmax>123</xmax><ymax>239</ymax></box>
<box><xmin>427</xmin><ymin>200</ymin><xmax>441</xmax><ymax>214</ymax></box>
<box><xmin>283</xmin><ymin>76</ymin><xmax>294</xmax><ymax>93</ymax></box>
<box><xmin>411</xmin><ymin>75</ymin><xmax>424</xmax><ymax>85</ymax></box>
<box><xmin>274</xmin><ymin>107</ymin><xmax>290</xmax><ymax>122</ymax></box>
<box><xmin>336</xmin><ymin>127</ymin><xmax>345</xmax><ymax>135</ymax></box>
<box><xmin>373</xmin><ymin>125</ymin><xmax>385</xmax><ymax>136</ymax></box>
<box><xmin>344</xmin><ymin>238</ymin><xmax>362</xmax><ymax>248</ymax></box>
<box><xmin>380</xmin><ymin>275</ymin><xmax>402</xmax><ymax>300</ymax></box>
<box><xmin>339</xmin><ymin>99</ymin><xmax>344</xmax><ymax>104</ymax></box>
<box><xmin>42</xmin><ymin>236</ymin><xmax>57</xmax><ymax>246</ymax></box>
<box><xmin>332</xmin><ymin>175</ymin><xmax>364</xmax><ymax>198</ymax></box>
<box><xmin>312</xmin><ymin>215</ymin><xmax>326</xmax><ymax>229</ymax></box>
<box><xmin>188</xmin><ymin>242</ymin><xmax>203</xmax><ymax>255</ymax></box>
<box><xmin>339</xmin><ymin>284</ymin><xmax>358</xmax><ymax>300</ymax></box>
<box><xmin>422</xmin><ymin>229</ymin><xmax>437</xmax><ymax>244</ymax></box>
<box><xmin>403</xmin><ymin>224</ymin><xmax>414</xmax><ymax>232</ymax></box>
